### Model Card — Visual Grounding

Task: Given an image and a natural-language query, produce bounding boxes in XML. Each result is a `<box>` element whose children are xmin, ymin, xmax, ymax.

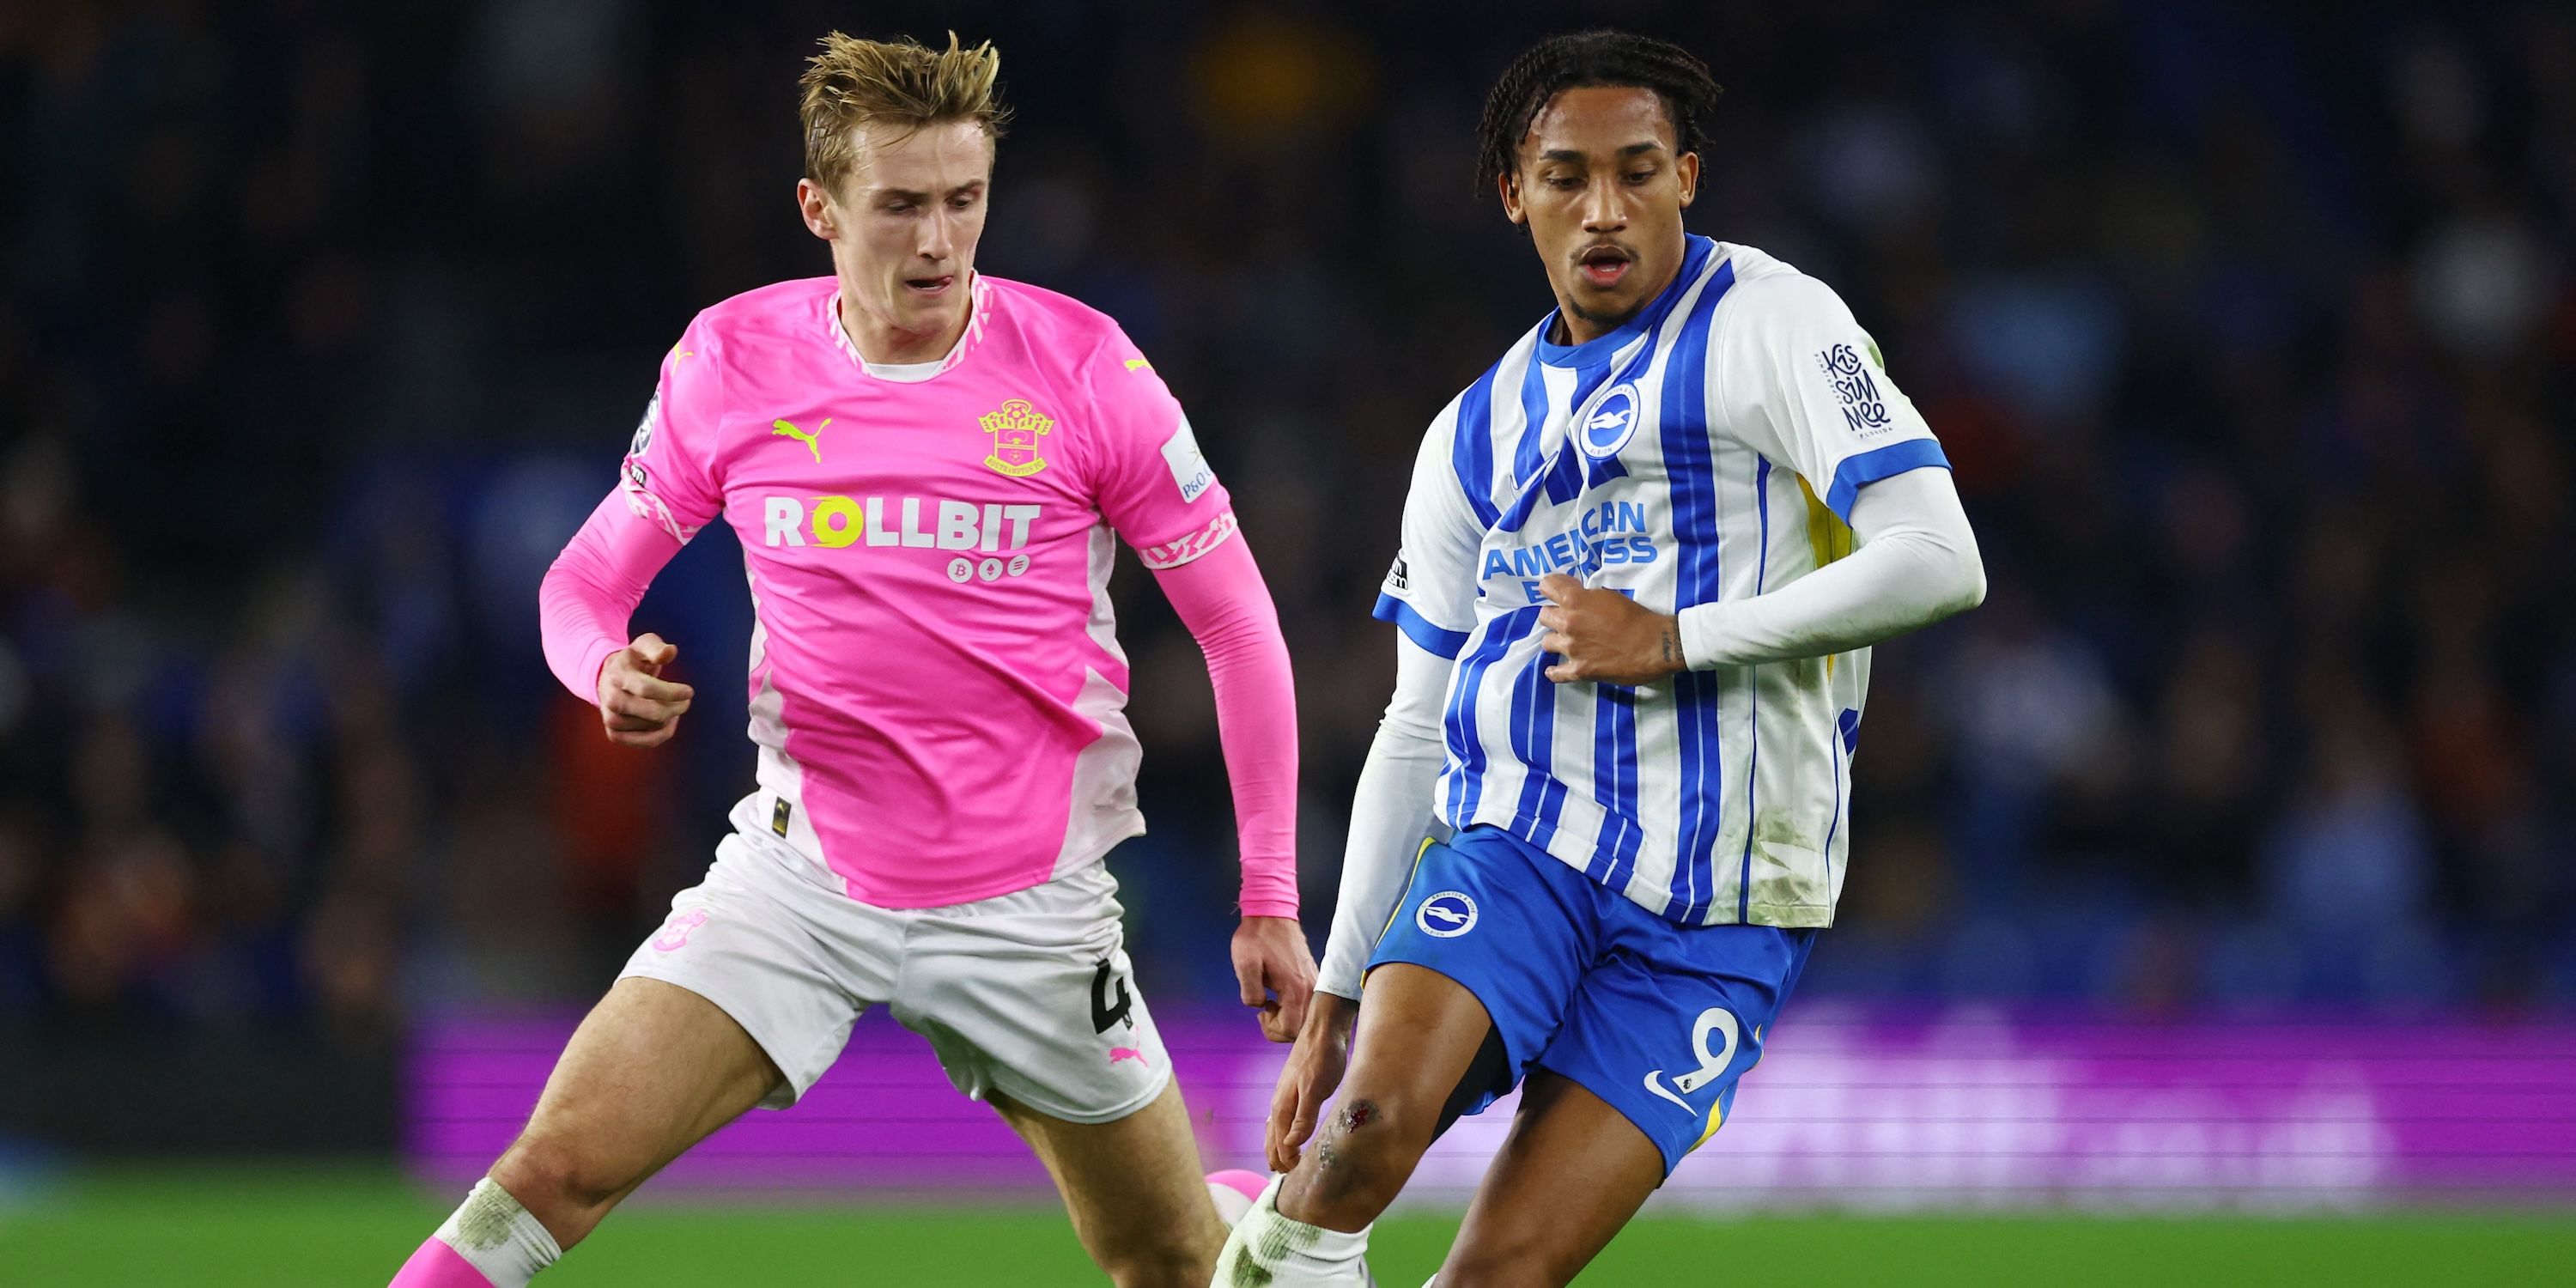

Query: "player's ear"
<box><xmin>1498</xmin><ymin>170</ymin><xmax>1526</xmax><ymax>226</ymax></box>
<box><xmin>797</xmin><ymin>178</ymin><xmax>838</xmax><ymax>240</ymax></box>
<box><xmin>1677</xmin><ymin>150</ymin><xmax>1700</xmax><ymax>209</ymax></box>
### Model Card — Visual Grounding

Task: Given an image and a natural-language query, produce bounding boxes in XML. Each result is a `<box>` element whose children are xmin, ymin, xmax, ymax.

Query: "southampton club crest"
<box><xmin>981</xmin><ymin>398</ymin><xmax>1054</xmax><ymax>477</ymax></box>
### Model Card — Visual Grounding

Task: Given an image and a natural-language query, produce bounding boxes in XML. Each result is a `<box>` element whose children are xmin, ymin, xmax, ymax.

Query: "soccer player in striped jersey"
<box><xmin>1214</xmin><ymin>30</ymin><xmax>1985</xmax><ymax>1287</ymax></box>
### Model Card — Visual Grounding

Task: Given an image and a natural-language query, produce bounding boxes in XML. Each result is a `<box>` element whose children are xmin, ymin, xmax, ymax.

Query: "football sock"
<box><xmin>387</xmin><ymin>1238</ymin><xmax>495</xmax><ymax>1288</ymax></box>
<box><xmin>390</xmin><ymin>1177</ymin><xmax>561</xmax><ymax>1288</ymax></box>
<box><xmin>1211</xmin><ymin>1174</ymin><xmax>1376</xmax><ymax>1286</ymax></box>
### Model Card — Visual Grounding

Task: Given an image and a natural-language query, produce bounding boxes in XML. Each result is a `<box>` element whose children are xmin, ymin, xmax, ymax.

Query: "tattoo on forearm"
<box><xmin>1660</xmin><ymin>622</ymin><xmax>1684</xmax><ymax>669</ymax></box>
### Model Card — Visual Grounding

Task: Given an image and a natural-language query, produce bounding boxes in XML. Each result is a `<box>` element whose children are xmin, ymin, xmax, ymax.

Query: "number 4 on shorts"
<box><xmin>1089</xmin><ymin>958</ymin><xmax>1133</xmax><ymax>1033</ymax></box>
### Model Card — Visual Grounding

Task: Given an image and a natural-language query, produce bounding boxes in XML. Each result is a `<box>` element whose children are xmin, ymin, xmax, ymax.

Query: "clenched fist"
<box><xmin>1535</xmin><ymin>573</ymin><xmax>1687</xmax><ymax>685</ymax></box>
<box><xmin>598</xmin><ymin>632</ymin><xmax>694</xmax><ymax>748</ymax></box>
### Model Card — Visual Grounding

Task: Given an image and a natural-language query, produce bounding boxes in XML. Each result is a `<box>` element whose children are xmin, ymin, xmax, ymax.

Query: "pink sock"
<box><xmin>389</xmin><ymin>1237</ymin><xmax>496</xmax><ymax>1287</ymax></box>
<box><xmin>392</xmin><ymin>1178</ymin><xmax>560</xmax><ymax>1287</ymax></box>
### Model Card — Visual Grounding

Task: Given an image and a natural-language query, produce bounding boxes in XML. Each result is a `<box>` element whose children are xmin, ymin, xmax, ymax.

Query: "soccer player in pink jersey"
<box><xmin>386</xmin><ymin>33</ymin><xmax>1308</xmax><ymax>1288</ymax></box>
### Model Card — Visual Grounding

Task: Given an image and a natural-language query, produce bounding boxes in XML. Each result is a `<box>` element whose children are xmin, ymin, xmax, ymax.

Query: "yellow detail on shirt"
<box><xmin>980</xmin><ymin>398</ymin><xmax>1054</xmax><ymax>477</ymax></box>
<box><xmin>772</xmin><ymin>417</ymin><xmax>829</xmax><ymax>464</ymax></box>
<box><xmin>1797</xmin><ymin>474</ymin><xmax>1855</xmax><ymax>678</ymax></box>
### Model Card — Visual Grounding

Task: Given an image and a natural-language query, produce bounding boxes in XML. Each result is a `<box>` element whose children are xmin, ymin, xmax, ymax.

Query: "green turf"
<box><xmin>1</xmin><ymin>1167</ymin><xmax>2570</xmax><ymax>1286</ymax></box>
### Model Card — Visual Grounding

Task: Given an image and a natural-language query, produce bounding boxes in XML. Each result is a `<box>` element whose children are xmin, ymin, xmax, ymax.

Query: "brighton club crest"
<box><xmin>980</xmin><ymin>398</ymin><xmax>1054</xmax><ymax>477</ymax></box>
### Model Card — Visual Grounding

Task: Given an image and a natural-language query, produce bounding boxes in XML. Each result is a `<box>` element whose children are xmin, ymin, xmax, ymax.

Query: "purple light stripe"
<box><xmin>406</xmin><ymin>1006</ymin><xmax>2576</xmax><ymax>1208</ymax></box>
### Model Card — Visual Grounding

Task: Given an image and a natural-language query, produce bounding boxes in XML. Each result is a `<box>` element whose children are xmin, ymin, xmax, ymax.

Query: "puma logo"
<box><xmin>651</xmin><ymin>908</ymin><xmax>709</xmax><ymax>953</ymax></box>
<box><xmin>771</xmin><ymin>417</ymin><xmax>830</xmax><ymax>463</ymax></box>
<box><xmin>1109</xmin><ymin>1046</ymin><xmax>1151</xmax><ymax>1067</ymax></box>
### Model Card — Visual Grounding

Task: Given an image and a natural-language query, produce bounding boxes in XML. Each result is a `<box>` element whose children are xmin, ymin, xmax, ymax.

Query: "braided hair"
<box><xmin>1474</xmin><ymin>31</ymin><xmax>1722</xmax><ymax>196</ymax></box>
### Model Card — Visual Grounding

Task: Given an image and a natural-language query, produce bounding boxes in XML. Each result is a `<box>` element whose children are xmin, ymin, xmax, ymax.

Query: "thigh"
<box><xmin>991</xmin><ymin>1079</ymin><xmax>1221</xmax><ymax>1285</ymax></box>
<box><xmin>1270</xmin><ymin>830</ymin><xmax>1605</xmax><ymax>1226</ymax></box>
<box><xmin>1267</xmin><ymin>961</ymin><xmax>1501</xmax><ymax>1234</ymax></box>
<box><xmin>1336</xmin><ymin>961</ymin><xmax>1509</xmax><ymax>1144</ymax></box>
<box><xmin>1360</xmin><ymin>829</ymin><xmax>1599</xmax><ymax>1118</ymax></box>
<box><xmin>1440</xmin><ymin>1070</ymin><xmax>1667</xmax><ymax>1288</ymax></box>
<box><xmin>503</xmin><ymin>976</ymin><xmax>784</xmax><ymax>1200</ymax></box>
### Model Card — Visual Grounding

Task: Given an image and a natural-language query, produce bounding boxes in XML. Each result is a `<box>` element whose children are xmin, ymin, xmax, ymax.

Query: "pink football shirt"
<box><xmin>605</xmin><ymin>274</ymin><xmax>1245</xmax><ymax>908</ymax></box>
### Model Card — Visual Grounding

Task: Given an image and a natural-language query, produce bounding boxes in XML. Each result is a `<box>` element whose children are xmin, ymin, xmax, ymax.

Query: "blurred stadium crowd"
<box><xmin>3</xmin><ymin>0</ymin><xmax>2572</xmax><ymax>1048</ymax></box>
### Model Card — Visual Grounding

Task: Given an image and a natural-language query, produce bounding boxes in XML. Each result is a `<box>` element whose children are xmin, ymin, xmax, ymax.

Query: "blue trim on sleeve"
<box><xmin>1372</xmin><ymin>593</ymin><xmax>1470</xmax><ymax>659</ymax></box>
<box><xmin>1450</xmin><ymin>374</ymin><xmax>1503</xmax><ymax>529</ymax></box>
<box><xmin>1823</xmin><ymin>439</ymin><xmax>1952</xmax><ymax>522</ymax></box>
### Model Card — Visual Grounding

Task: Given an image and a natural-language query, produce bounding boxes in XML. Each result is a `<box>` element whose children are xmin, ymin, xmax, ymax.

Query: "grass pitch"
<box><xmin>0</xmin><ymin>1166</ymin><xmax>2569</xmax><ymax>1286</ymax></box>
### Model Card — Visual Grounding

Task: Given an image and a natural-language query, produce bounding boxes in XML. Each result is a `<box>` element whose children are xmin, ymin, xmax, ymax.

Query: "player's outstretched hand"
<box><xmin>1267</xmin><ymin>991</ymin><xmax>1357</xmax><ymax>1173</ymax></box>
<box><xmin>1535</xmin><ymin>573</ymin><xmax>1686</xmax><ymax>686</ymax></box>
<box><xmin>1231</xmin><ymin>915</ymin><xmax>1318</xmax><ymax>1043</ymax></box>
<box><xmin>598</xmin><ymin>632</ymin><xmax>696</xmax><ymax>749</ymax></box>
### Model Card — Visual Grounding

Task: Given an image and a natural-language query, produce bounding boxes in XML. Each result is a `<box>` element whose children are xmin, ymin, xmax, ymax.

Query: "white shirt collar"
<box><xmin>828</xmin><ymin>276</ymin><xmax>986</xmax><ymax>383</ymax></box>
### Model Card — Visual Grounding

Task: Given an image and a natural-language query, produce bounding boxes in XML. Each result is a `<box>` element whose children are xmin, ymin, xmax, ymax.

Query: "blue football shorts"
<box><xmin>1365</xmin><ymin>824</ymin><xmax>1816</xmax><ymax>1175</ymax></box>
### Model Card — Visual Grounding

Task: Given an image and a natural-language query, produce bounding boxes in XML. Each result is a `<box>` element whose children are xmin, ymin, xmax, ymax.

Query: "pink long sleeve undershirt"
<box><xmin>1150</xmin><ymin>533</ymin><xmax>1300</xmax><ymax>917</ymax></box>
<box><xmin>538</xmin><ymin>493</ymin><xmax>1300</xmax><ymax>917</ymax></box>
<box><xmin>538</xmin><ymin>492</ymin><xmax>679</xmax><ymax>707</ymax></box>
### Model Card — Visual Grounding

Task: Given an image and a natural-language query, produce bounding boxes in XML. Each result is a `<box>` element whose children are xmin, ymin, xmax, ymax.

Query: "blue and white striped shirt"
<box><xmin>1373</xmin><ymin>237</ymin><xmax>1950</xmax><ymax>927</ymax></box>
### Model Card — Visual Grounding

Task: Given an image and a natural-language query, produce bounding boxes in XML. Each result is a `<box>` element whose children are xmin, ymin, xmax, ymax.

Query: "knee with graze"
<box><xmin>1303</xmin><ymin>1094</ymin><xmax>1413</xmax><ymax>1208</ymax></box>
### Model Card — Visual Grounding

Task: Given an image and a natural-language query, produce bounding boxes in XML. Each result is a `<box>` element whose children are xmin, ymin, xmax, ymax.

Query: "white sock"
<box><xmin>433</xmin><ymin>1177</ymin><xmax>562</xmax><ymax>1288</ymax></box>
<box><xmin>1211</xmin><ymin>1175</ymin><xmax>1376</xmax><ymax>1286</ymax></box>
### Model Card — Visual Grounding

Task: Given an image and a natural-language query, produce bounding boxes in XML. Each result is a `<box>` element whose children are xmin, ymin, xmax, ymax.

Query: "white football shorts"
<box><xmin>617</xmin><ymin>823</ymin><xmax>1170</xmax><ymax>1123</ymax></box>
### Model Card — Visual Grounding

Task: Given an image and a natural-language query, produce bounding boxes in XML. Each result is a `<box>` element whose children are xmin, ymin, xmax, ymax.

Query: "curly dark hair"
<box><xmin>1473</xmin><ymin>30</ymin><xmax>1722</xmax><ymax>196</ymax></box>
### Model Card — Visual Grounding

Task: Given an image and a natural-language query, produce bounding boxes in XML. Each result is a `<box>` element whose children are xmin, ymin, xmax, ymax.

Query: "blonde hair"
<box><xmin>799</xmin><ymin>31</ymin><xmax>1010</xmax><ymax>195</ymax></box>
